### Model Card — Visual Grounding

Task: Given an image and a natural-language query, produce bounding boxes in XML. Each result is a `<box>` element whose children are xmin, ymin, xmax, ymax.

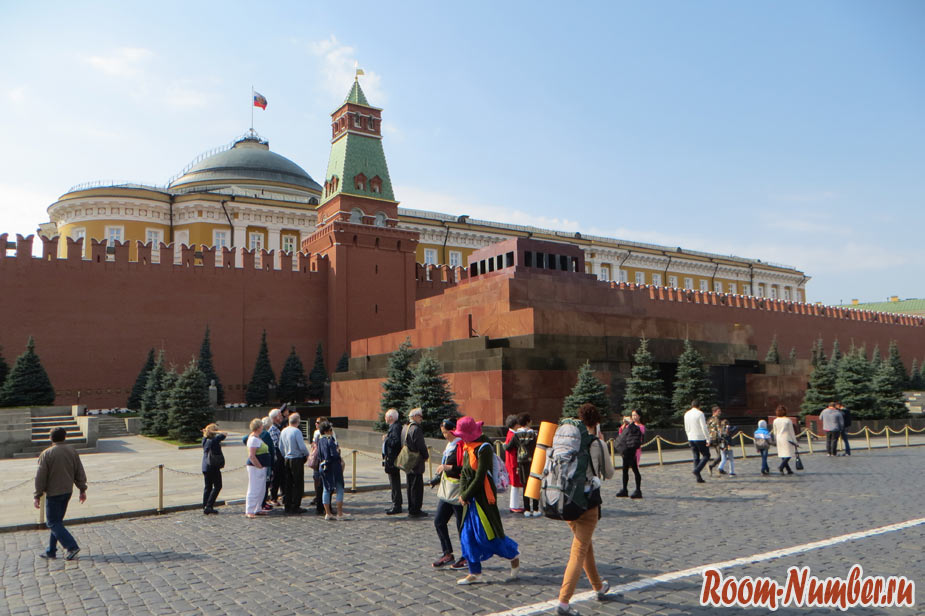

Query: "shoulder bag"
<box><xmin>394</xmin><ymin>425</ymin><xmax>421</xmax><ymax>472</ymax></box>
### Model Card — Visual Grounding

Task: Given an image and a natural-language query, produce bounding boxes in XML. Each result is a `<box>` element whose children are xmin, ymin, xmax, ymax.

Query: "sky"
<box><xmin>1</xmin><ymin>0</ymin><xmax>922</xmax><ymax>305</ymax></box>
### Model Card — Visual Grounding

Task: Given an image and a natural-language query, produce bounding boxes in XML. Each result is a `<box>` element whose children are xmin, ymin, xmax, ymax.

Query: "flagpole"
<box><xmin>250</xmin><ymin>86</ymin><xmax>254</xmax><ymax>131</ymax></box>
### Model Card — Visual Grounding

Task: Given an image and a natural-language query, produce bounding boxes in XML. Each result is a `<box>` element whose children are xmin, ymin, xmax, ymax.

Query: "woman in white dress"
<box><xmin>245</xmin><ymin>418</ymin><xmax>270</xmax><ymax>517</ymax></box>
<box><xmin>772</xmin><ymin>405</ymin><xmax>796</xmax><ymax>475</ymax></box>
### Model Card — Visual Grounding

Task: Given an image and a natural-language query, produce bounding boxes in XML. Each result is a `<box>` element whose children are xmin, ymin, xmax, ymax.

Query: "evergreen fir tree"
<box><xmin>375</xmin><ymin>339</ymin><xmax>415</xmax><ymax>431</ymax></box>
<box><xmin>245</xmin><ymin>331</ymin><xmax>275</xmax><ymax>405</ymax></box>
<box><xmin>153</xmin><ymin>368</ymin><xmax>178</xmax><ymax>436</ymax></box>
<box><xmin>870</xmin><ymin>359</ymin><xmax>907</xmax><ymax>419</ymax></box>
<box><xmin>909</xmin><ymin>358</ymin><xmax>924</xmax><ymax>390</ymax></box>
<box><xmin>336</xmin><ymin>352</ymin><xmax>350</xmax><ymax>373</ymax></box>
<box><xmin>623</xmin><ymin>338</ymin><xmax>671</xmax><ymax>427</ymax></box>
<box><xmin>811</xmin><ymin>338</ymin><xmax>826</xmax><ymax>368</ymax></box>
<box><xmin>0</xmin><ymin>337</ymin><xmax>55</xmax><ymax>407</ymax></box>
<box><xmin>887</xmin><ymin>340</ymin><xmax>908</xmax><ymax>389</ymax></box>
<box><xmin>0</xmin><ymin>345</ymin><xmax>8</xmax><ymax>391</ymax></box>
<box><xmin>835</xmin><ymin>347</ymin><xmax>874</xmax><ymax>419</ymax></box>
<box><xmin>830</xmin><ymin>339</ymin><xmax>842</xmax><ymax>368</ymax></box>
<box><xmin>167</xmin><ymin>359</ymin><xmax>213</xmax><ymax>442</ymax></box>
<box><xmin>198</xmin><ymin>326</ymin><xmax>223</xmax><ymax>405</ymax></box>
<box><xmin>278</xmin><ymin>346</ymin><xmax>307</xmax><ymax>403</ymax></box>
<box><xmin>140</xmin><ymin>351</ymin><xmax>166</xmax><ymax>435</ymax></box>
<box><xmin>671</xmin><ymin>339</ymin><xmax>717</xmax><ymax>419</ymax></box>
<box><xmin>307</xmin><ymin>342</ymin><xmax>328</xmax><ymax>402</ymax></box>
<box><xmin>764</xmin><ymin>336</ymin><xmax>781</xmax><ymax>364</ymax></box>
<box><xmin>407</xmin><ymin>353</ymin><xmax>459</xmax><ymax>437</ymax></box>
<box><xmin>562</xmin><ymin>361</ymin><xmax>611</xmax><ymax>425</ymax></box>
<box><xmin>800</xmin><ymin>357</ymin><xmax>836</xmax><ymax>417</ymax></box>
<box><xmin>788</xmin><ymin>347</ymin><xmax>798</xmax><ymax>362</ymax></box>
<box><xmin>127</xmin><ymin>348</ymin><xmax>155</xmax><ymax>410</ymax></box>
<box><xmin>869</xmin><ymin>344</ymin><xmax>882</xmax><ymax>373</ymax></box>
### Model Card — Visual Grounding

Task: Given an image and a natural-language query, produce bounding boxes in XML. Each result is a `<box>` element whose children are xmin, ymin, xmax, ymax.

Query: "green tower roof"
<box><xmin>344</xmin><ymin>79</ymin><xmax>369</xmax><ymax>106</ymax></box>
<box><xmin>321</xmin><ymin>80</ymin><xmax>396</xmax><ymax>205</ymax></box>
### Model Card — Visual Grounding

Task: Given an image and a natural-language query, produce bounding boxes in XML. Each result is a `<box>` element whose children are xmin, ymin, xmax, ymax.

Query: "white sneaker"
<box><xmin>457</xmin><ymin>574</ymin><xmax>482</xmax><ymax>585</ymax></box>
<box><xmin>325</xmin><ymin>514</ymin><xmax>337</xmax><ymax>521</ymax></box>
<box><xmin>337</xmin><ymin>513</ymin><xmax>352</xmax><ymax>520</ymax></box>
<box><xmin>523</xmin><ymin>511</ymin><xmax>530</xmax><ymax>518</ymax></box>
<box><xmin>596</xmin><ymin>580</ymin><xmax>610</xmax><ymax>600</ymax></box>
<box><xmin>532</xmin><ymin>511</ymin><xmax>543</xmax><ymax>518</ymax></box>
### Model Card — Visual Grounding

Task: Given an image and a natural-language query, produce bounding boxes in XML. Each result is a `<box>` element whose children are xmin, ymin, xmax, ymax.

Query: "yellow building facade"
<box><xmin>45</xmin><ymin>123</ymin><xmax>809</xmax><ymax>300</ymax></box>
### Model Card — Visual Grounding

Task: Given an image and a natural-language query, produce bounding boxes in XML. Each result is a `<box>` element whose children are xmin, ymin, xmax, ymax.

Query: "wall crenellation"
<box><xmin>0</xmin><ymin>234</ymin><xmax>329</xmax><ymax>277</ymax></box>
<box><xmin>595</xmin><ymin>281</ymin><xmax>925</xmax><ymax>328</ymax></box>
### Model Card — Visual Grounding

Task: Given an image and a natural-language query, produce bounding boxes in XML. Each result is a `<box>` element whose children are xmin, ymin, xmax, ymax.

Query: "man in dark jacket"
<box><xmin>837</xmin><ymin>402</ymin><xmax>852</xmax><ymax>456</ymax></box>
<box><xmin>403</xmin><ymin>407</ymin><xmax>430</xmax><ymax>518</ymax></box>
<box><xmin>382</xmin><ymin>408</ymin><xmax>403</xmax><ymax>514</ymax></box>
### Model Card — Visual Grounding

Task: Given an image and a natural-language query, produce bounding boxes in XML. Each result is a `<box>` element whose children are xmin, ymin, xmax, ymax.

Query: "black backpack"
<box><xmin>516</xmin><ymin>429</ymin><xmax>537</xmax><ymax>465</ymax></box>
<box><xmin>620</xmin><ymin>423</ymin><xmax>643</xmax><ymax>451</ymax></box>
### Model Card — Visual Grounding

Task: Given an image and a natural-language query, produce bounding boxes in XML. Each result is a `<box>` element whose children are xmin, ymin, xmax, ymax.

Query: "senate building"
<box><xmin>44</xmin><ymin>79</ymin><xmax>808</xmax><ymax>303</ymax></box>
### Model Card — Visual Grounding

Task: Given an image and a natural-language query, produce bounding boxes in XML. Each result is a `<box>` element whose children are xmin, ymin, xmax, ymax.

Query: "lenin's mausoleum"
<box><xmin>2</xmin><ymin>79</ymin><xmax>924</xmax><ymax>425</ymax></box>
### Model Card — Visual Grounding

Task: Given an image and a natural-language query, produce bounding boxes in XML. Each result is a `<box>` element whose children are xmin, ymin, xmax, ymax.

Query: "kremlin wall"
<box><xmin>3</xmin><ymin>79</ymin><xmax>924</xmax><ymax>422</ymax></box>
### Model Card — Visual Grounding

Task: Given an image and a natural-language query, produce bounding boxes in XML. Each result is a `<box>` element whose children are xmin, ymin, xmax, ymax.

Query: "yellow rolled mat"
<box><xmin>524</xmin><ymin>420</ymin><xmax>557</xmax><ymax>501</ymax></box>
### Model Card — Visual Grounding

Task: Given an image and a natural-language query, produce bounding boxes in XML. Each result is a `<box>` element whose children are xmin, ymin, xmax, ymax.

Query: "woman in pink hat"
<box><xmin>454</xmin><ymin>416</ymin><xmax>521</xmax><ymax>585</ymax></box>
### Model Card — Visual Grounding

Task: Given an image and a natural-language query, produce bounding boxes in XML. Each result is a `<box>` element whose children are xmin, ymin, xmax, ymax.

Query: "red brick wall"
<box><xmin>0</xmin><ymin>238</ymin><xmax>328</xmax><ymax>408</ymax></box>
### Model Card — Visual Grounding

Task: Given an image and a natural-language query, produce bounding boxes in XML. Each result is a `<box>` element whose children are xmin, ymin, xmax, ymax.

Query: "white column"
<box><xmin>267</xmin><ymin>225</ymin><xmax>281</xmax><ymax>270</ymax></box>
<box><xmin>233</xmin><ymin>224</ymin><xmax>247</xmax><ymax>267</ymax></box>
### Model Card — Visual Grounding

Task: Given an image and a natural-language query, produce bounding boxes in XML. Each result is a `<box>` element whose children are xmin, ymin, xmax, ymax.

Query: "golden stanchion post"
<box><xmin>609</xmin><ymin>439</ymin><xmax>615</xmax><ymax>468</ymax></box>
<box><xmin>656</xmin><ymin>436</ymin><xmax>663</xmax><ymax>466</ymax></box>
<box><xmin>806</xmin><ymin>431</ymin><xmax>814</xmax><ymax>455</ymax></box>
<box><xmin>38</xmin><ymin>494</ymin><xmax>45</xmax><ymax>526</ymax></box>
<box><xmin>157</xmin><ymin>464</ymin><xmax>164</xmax><ymax>513</ymax></box>
<box><xmin>886</xmin><ymin>427</ymin><xmax>891</xmax><ymax>448</ymax></box>
<box><xmin>352</xmin><ymin>450</ymin><xmax>357</xmax><ymax>493</ymax></box>
<box><xmin>905</xmin><ymin>425</ymin><xmax>910</xmax><ymax>447</ymax></box>
<box><xmin>429</xmin><ymin>453</ymin><xmax>434</xmax><ymax>481</ymax></box>
<box><xmin>865</xmin><ymin>426</ymin><xmax>871</xmax><ymax>451</ymax></box>
<box><xmin>739</xmin><ymin>432</ymin><xmax>747</xmax><ymax>459</ymax></box>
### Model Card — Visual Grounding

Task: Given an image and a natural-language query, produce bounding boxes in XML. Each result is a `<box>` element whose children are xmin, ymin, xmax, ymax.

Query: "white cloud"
<box><xmin>7</xmin><ymin>86</ymin><xmax>27</xmax><ymax>104</ymax></box>
<box><xmin>164</xmin><ymin>81</ymin><xmax>210</xmax><ymax>109</ymax></box>
<box><xmin>395</xmin><ymin>185</ymin><xmax>581</xmax><ymax>232</ymax></box>
<box><xmin>85</xmin><ymin>47</ymin><xmax>153</xmax><ymax>78</ymax></box>
<box><xmin>309</xmin><ymin>35</ymin><xmax>385</xmax><ymax>104</ymax></box>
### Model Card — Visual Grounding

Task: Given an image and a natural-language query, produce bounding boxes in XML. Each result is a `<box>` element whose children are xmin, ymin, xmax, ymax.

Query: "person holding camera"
<box><xmin>201</xmin><ymin>423</ymin><xmax>227</xmax><ymax>514</ymax></box>
<box><xmin>615</xmin><ymin>410</ymin><xmax>644</xmax><ymax>499</ymax></box>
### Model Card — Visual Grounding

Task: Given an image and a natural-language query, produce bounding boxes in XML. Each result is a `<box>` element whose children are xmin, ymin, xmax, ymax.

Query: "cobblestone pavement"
<box><xmin>1</xmin><ymin>447</ymin><xmax>921</xmax><ymax>616</ymax></box>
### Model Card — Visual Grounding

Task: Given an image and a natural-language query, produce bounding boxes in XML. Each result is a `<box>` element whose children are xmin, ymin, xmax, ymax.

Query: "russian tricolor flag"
<box><xmin>253</xmin><ymin>91</ymin><xmax>267</xmax><ymax>110</ymax></box>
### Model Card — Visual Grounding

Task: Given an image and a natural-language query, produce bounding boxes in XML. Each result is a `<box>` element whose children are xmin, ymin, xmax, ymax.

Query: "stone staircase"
<box><xmin>97</xmin><ymin>415</ymin><xmax>130</xmax><ymax>438</ymax></box>
<box><xmin>13</xmin><ymin>411</ymin><xmax>96</xmax><ymax>458</ymax></box>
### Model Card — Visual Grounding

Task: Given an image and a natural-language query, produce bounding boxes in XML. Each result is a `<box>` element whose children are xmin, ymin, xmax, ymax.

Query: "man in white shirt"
<box><xmin>683</xmin><ymin>399</ymin><xmax>711</xmax><ymax>483</ymax></box>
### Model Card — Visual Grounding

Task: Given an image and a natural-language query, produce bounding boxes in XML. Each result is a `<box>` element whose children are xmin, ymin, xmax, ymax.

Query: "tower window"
<box><xmin>354</xmin><ymin>173</ymin><xmax>367</xmax><ymax>191</ymax></box>
<box><xmin>349</xmin><ymin>209</ymin><xmax>365</xmax><ymax>224</ymax></box>
<box><xmin>353</xmin><ymin>115</ymin><xmax>361</xmax><ymax>128</ymax></box>
<box><xmin>374</xmin><ymin>212</ymin><xmax>387</xmax><ymax>227</ymax></box>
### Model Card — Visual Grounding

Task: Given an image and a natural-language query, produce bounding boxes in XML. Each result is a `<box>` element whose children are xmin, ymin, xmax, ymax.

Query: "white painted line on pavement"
<box><xmin>485</xmin><ymin>516</ymin><xmax>925</xmax><ymax>616</ymax></box>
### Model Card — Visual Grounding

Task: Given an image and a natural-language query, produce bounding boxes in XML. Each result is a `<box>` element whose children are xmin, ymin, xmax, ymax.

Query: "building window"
<box><xmin>668</xmin><ymin>275</ymin><xmax>678</xmax><ymax>288</ymax></box>
<box><xmin>634</xmin><ymin>272</ymin><xmax>645</xmax><ymax>285</ymax></box>
<box><xmin>249</xmin><ymin>232</ymin><xmax>264</xmax><ymax>252</ymax></box>
<box><xmin>349</xmin><ymin>208</ymin><xmax>364</xmax><ymax>224</ymax></box>
<box><xmin>213</xmin><ymin>230</ymin><xmax>228</xmax><ymax>250</ymax></box>
<box><xmin>146</xmin><ymin>229</ymin><xmax>162</xmax><ymax>248</ymax></box>
<box><xmin>784</xmin><ymin>287</ymin><xmax>792</xmax><ymax>301</ymax></box>
<box><xmin>353</xmin><ymin>115</ymin><xmax>361</xmax><ymax>128</ymax></box>
<box><xmin>374</xmin><ymin>212</ymin><xmax>387</xmax><ymax>227</ymax></box>
<box><xmin>105</xmin><ymin>226</ymin><xmax>123</xmax><ymax>245</ymax></box>
<box><xmin>424</xmin><ymin>248</ymin><xmax>438</xmax><ymax>266</ymax></box>
<box><xmin>699</xmin><ymin>280</ymin><xmax>708</xmax><ymax>292</ymax></box>
<box><xmin>72</xmin><ymin>228</ymin><xmax>86</xmax><ymax>242</ymax></box>
<box><xmin>757</xmin><ymin>283</ymin><xmax>766</xmax><ymax>297</ymax></box>
<box><xmin>282</xmin><ymin>235</ymin><xmax>297</xmax><ymax>253</ymax></box>
<box><xmin>618</xmin><ymin>269</ymin><xmax>628</xmax><ymax>283</ymax></box>
<box><xmin>599</xmin><ymin>265</ymin><xmax>611</xmax><ymax>282</ymax></box>
<box><xmin>743</xmin><ymin>283</ymin><xmax>752</xmax><ymax>295</ymax></box>
<box><xmin>770</xmin><ymin>285</ymin><xmax>778</xmax><ymax>299</ymax></box>
<box><xmin>449</xmin><ymin>251</ymin><xmax>462</xmax><ymax>268</ymax></box>
<box><xmin>728</xmin><ymin>283</ymin><xmax>737</xmax><ymax>294</ymax></box>
<box><xmin>651</xmin><ymin>273</ymin><xmax>662</xmax><ymax>286</ymax></box>
<box><xmin>684</xmin><ymin>277</ymin><xmax>693</xmax><ymax>289</ymax></box>
<box><xmin>714</xmin><ymin>281</ymin><xmax>723</xmax><ymax>293</ymax></box>
<box><xmin>367</xmin><ymin>118</ymin><xmax>375</xmax><ymax>131</ymax></box>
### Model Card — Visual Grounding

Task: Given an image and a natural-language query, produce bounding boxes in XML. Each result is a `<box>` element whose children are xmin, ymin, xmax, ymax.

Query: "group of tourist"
<box><xmin>820</xmin><ymin>401</ymin><xmax>852</xmax><ymax>456</ymax></box>
<box><xmin>684</xmin><ymin>400</ymin><xmax>809</xmax><ymax>478</ymax></box>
